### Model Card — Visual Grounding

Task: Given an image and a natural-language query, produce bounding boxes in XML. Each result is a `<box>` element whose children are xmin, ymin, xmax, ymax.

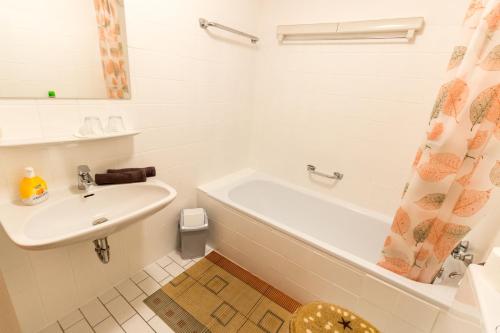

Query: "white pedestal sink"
<box><xmin>0</xmin><ymin>179</ymin><xmax>177</xmax><ymax>251</ymax></box>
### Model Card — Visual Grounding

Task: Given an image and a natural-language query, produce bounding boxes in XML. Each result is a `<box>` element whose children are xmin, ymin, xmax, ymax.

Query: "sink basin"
<box><xmin>0</xmin><ymin>179</ymin><xmax>177</xmax><ymax>250</ymax></box>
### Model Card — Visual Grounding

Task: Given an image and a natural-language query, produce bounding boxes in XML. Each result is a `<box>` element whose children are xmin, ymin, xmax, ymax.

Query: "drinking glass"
<box><xmin>79</xmin><ymin>117</ymin><xmax>104</xmax><ymax>137</ymax></box>
<box><xmin>106</xmin><ymin>116</ymin><xmax>126</xmax><ymax>133</ymax></box>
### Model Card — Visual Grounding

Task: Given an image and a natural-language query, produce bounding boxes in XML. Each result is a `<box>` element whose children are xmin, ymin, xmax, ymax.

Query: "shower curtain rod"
<box><xmin>199</xmin><ymin>18</ymin><xmax>259</xmax><ymax>44</ymax></box>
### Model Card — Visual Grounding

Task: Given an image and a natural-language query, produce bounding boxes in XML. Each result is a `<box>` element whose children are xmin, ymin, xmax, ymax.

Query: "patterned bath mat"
<box><xmin>145</xmin><ymin>251</ymin><xmax>302</xmax><ymax>332</ymax></box>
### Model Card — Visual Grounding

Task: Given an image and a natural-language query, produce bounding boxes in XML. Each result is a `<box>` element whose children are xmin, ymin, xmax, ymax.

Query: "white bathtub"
<box><xmin>198</xmin><ymin>170</ymin><xmax>480</xmax><ymax>332</ymax></box>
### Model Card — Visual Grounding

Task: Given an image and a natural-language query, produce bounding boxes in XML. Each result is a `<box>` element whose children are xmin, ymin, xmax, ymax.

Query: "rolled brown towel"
<box><xmin>107</xmin><ymin>167</ymin><xmax>156</xmax><ymax>177</ymax></box>
<box><xmin>95</xmin><ymin>170</ymin><xmax>147</xmax><ymax>185</ymax></box>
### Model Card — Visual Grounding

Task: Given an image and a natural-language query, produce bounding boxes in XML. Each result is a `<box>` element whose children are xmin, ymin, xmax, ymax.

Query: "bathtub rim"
<box><xmin>198</xmin><ymin>169</ymin><xmax>459</xmax><ymax>309</ymax></box>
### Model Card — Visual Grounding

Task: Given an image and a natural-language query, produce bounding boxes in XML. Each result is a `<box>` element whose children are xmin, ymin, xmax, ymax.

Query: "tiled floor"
<box><xmin>38</xmin><ymin>250</ymin><xmax>202</xmax><ymax>333</ymax></box>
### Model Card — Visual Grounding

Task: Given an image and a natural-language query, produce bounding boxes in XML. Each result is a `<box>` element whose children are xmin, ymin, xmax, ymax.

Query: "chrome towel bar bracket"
<box><xmin>307</xmin><ymin>164</ymin><xmax>343</xmax><ymax>180</ymax></box>
<box><xmin>199</xmin><ymin>18</ymin><xmax>259</xmax><ymax>44</ymax></box>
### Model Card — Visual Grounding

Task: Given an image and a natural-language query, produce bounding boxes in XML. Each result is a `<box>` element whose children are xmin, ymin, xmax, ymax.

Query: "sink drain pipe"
<box><xmin>93</xmin><ymin>237</ymin><xmax>110</xmax><ymax>264</ymax></box>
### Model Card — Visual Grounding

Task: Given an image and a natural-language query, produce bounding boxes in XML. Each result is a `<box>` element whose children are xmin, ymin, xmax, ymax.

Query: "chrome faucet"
<box><xmin>78</xmin><ymin>165</ymin><xmax>95</xmax><ymax>192</ymax></box>
<box><xmin>452</xmin><ymin>241</ymin><xmax>474</xmax><ymax>266</ymax></box>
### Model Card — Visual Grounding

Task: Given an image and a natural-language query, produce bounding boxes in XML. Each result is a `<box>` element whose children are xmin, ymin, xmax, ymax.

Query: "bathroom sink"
<box><xmin>0</xmin><ymin>180</ymin><xmax>177</xmax><ymax>250</ymax></box>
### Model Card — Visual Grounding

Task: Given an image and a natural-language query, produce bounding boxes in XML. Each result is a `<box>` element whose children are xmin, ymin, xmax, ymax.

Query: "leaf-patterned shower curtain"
<box><xmin>379</xmin><ymin>0</ymin><xmax>500</xmax><ymax>283</ymax></box>
<box><xmin>93</xmin><ymin>0</ymin><xmax>130</xmax><ymax>99</ymax></box>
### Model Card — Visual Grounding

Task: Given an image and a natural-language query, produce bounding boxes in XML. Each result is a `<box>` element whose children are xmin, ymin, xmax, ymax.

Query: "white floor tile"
<box><xmin>164</xmin><ymin>262</ymin><xmax>184</xmax><ymax>277</ymax></box>
<box><xmin>116</xmin><ymin>279</ymin><xmax>143</xmax><ymax>301</ymax></box>
<box><xmin>156</xmin><ymin>256</ymin><xmax>173</xmax><ymax>268</ymax></box>
<box><xmin>138</xmin><ymin>277</ymin><xmax>161</xmax><ymax>296</ymax></box>
<box><xmin>94</xmin><ymin>317</ymin><xmax>125</xmax><ymax>333</ymax></box>
<box><xmin>148</xmin><ymin>316</ymin><xmax>175</xmax><ymax>333</ymax></box>
<box><xmin>80</xmin><ymin>298</ymin><xmax>110</xmax><ymax>327</ymax></box>
<box><xmin>105</xmin><ymin>296</ymin><xmax>136</xmax><ymax>325</ymax></box>
<box><xmin>159</xmin><ymin>275</ymin><xmax>173</xmax><ymax>286</ymax></box>
<box><xmin>168</xmin><ymin>250</ymin><xmax>193</xmax><ymax>267</ymax></box>
<box><xmin>99</xmin><ymin>288</ymin><xmax>120</xmax><ymax>304</ymax></box>
<box><xmin>38</xmin><ymin>322</ymin><xmax>63</xmax><ymax>333</ymax></box>
<box><xmin>131</xmin><ymin>270</ymin><xmax>149</xmax><ymax>284</ymax></box>
<box><xmin>122</xmin><ymin>314</ymin><xmax>154</xmax><ymax>333</ymax></box>
<box><xmin>130</xmin><ymin>293</ymin><xmax>155</xmax><ymax>321</ymax></box>
<box><xmin>59</xmin><ymin>310</ymin><xmax>84</xmax><ymax>329</ymax></box>
<box><xmin>184</xmin><ymin>261</ymin><xmax>195</xmax><ymax>269</ymax></box>
<box><xmin>144</xmin><ymin>263</ymin><xmax>168</xmax><ymax>282</ymax></box>
<box><xmin>65</xmin><ymin>320</ymin><xmax>93</xmax><ymax>333</ymax></box>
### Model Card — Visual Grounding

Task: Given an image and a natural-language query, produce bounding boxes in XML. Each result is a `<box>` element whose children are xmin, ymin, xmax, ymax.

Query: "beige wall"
<box><xmin>0</xmin><ymin>0</ymin><xmax>259</xmax><ymax>331</ymax></box>
<box><xmin>0</xmin><ymin>271</ymin><xmax>21</xmax><ymax>333</ymax></box>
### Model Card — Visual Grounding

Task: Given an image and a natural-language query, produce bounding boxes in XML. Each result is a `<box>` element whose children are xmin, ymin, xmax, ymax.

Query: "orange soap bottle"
<box><xmin>19</xmin><ymin>167</ymin><xmax>49</xmax><ymax>205</ymax></box>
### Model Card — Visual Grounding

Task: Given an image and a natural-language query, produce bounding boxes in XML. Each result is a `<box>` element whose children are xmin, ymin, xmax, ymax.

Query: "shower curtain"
<box><xmin>379</xmin><ymin>0</ymin><xmax>500</xmax><ymax>283</ymax></box>
<box><xmin>93</xmin><ymin>0</ymin><xmax>130</xmax><ymax>99</ymax></box>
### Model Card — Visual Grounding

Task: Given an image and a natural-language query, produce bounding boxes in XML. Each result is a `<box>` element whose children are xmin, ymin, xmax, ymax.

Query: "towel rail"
<box><xmin>199</xmin><ymin>18</ymin><xmax>259</xmax><ymax>44</ymax></box>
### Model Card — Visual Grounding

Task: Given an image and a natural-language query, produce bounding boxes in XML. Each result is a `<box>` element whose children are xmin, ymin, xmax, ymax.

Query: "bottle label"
<box><xmin>22</xmin><ymin>184</ymin><xmax>48</xmax><ymax>204</ymax></box>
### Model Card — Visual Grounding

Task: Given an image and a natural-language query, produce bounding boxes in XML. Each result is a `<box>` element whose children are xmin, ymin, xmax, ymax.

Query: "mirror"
<box><xmin>0</xmin><ymin>0</ymin><xmax>131</xmax><ymax>99</ymax></box>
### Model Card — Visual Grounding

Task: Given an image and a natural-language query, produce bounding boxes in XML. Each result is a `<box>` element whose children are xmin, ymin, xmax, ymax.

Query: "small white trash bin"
<box><xmin>179</xmin><ymin>208</ymin><xmax>208</xmax><ymax>259</ymax></box>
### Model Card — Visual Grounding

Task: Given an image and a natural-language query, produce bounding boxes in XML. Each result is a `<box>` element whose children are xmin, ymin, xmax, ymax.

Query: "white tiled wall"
<box><xmin>248</xmin><ymin>0</ymin><xmax>470</xmax><ymax>216</ymax></box>
<box><xmin>248</xmin><ymin>0</ymin><xmax>500</xmax><ymax>267</ymax></box>
<box><xmin>0</xmin><ymin>0</ymin><xmax>259</xmax><ymax>332</ymax></box>
<box><xmin>198</xmin><ymin>191</ymin><xmax>481</xmax><ymax>333</ymax></box>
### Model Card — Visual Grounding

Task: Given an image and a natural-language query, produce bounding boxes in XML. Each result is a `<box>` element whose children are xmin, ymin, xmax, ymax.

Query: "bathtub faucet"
<box><xmin>307</xmin><ymin>164</ymin><xmax>343</xmax><ymax>180</ymax></box>
<box><xmin>452</xmin><ymin>241</ymin><xmax>474</xmax><ymax>266</ymax></box>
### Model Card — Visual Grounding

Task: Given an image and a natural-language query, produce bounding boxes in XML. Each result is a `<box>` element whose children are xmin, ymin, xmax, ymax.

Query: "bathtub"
<box><xmin>198</xmin><ymin>169</ymin><xmax>480</xmax><ymax>332</ymax></box>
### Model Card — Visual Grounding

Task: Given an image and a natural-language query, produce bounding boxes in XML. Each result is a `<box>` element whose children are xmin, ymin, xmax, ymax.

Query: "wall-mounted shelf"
<box><xmin>277</xmin><ymin>17</ymin><xmax>424</xmax><ymax>43</ymax></box>
<box><xmin>0</xmin><ymin>130</ymin><xmax>141</xmax><ymax>148</ymax></box>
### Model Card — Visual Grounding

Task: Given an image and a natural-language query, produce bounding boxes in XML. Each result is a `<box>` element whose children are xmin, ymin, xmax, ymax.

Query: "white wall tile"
<box><xmin>249</xmin><ymin>0</ymin><xmax>470</xmax><ymax>216</ymax></box>
<box><xmin>431</xmin><ymin>311</ymin><xmax>481</xmax><ymax>333</ymax></box>
<box><xmin>355</xmin><ymin>299</ymin><xmax>392</xmax><ymax>332</ymax></box>
<box><xmin>361</xmin><ymin>275</ymin><xmax>400</xmax><ymax>311</ymax></box>
<box><xmin>393</xmin><ymin>291</ymin><xmax>440</xmax><ymax>332</ymax></box>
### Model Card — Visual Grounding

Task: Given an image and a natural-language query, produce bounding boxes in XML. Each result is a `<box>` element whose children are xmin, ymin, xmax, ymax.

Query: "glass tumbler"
<box><xmin>106</xmin><ymin>116</ymin><xmax>126</xmax><ymax>133</ymax></box>
<box><xmin>80</xmin><ymin>117</ymin><xmax>104</xmax><ymax>137</ymax></box>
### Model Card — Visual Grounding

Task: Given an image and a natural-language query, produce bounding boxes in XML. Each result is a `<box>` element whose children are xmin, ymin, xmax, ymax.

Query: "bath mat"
<box><xmin>290</xmin><ymin>301</ymin><xmax>380</xmax><ymax>333</ymax></box>
<box><xmin>145</xmin><ymin>251</ymin><xmax>302</xmax><ymax>332</ymax></box>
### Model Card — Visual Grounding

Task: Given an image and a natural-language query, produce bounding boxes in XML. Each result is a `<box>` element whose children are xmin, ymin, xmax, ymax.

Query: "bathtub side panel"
<box><xmin>197</xmin><ymin>191</ymin><xmax>480</xmax><ymax>333</ymax></box>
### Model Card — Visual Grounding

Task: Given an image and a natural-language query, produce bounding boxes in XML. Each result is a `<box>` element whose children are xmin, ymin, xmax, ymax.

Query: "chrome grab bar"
<box><xmin>199</xmin><ymin>18</ymin><xmax>259</xmax><ymax>44</ymax></box>
<box><xmin>307</xmin><ymin>164</ymin><xmax>343</xmax><ymax>180</ymax></box>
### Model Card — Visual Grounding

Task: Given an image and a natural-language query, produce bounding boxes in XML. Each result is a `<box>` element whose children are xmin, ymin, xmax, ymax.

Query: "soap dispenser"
<box><xmin>19</xmin><ymin>167</ymin><xmax>49</xmax><ymax>205</ymax></box>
